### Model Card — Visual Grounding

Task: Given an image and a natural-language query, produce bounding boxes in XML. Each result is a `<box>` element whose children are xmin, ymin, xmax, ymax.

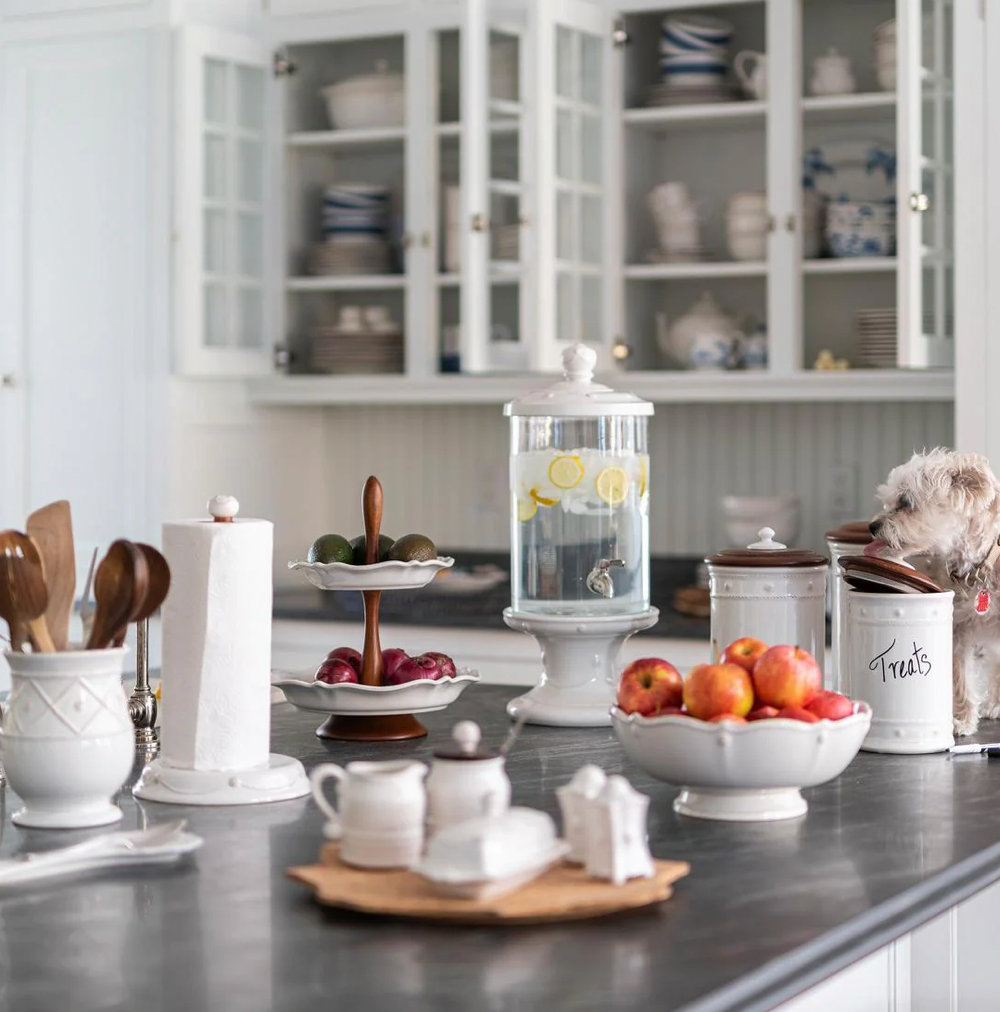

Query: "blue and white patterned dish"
<box><xmin>802</xmin><ymin>140</ymin><xmax>896</xmax><ymax>203</ymax></box>
<box><xmin>661</xmin><ymin>14</ymin><xmax>733</xmax><ymax>50</ymax></box>
<box><xmin>826</xmin><ymin>200</ymin><xmax>896</xmax><ymax>257</ymax></box>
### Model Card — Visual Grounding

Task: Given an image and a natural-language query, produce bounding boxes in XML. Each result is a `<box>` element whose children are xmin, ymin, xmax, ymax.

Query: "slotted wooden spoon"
<box><xmin>26</xmin><ymin>500</ymin><xmax>75</xmax><ymax>651</ymax></box>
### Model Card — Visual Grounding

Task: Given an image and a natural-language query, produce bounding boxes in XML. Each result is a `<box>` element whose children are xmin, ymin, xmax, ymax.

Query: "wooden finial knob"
<box><xmin>208</xmin><ymin>494</ymin><xmax>239</xmax><ymax>523</ymax></box>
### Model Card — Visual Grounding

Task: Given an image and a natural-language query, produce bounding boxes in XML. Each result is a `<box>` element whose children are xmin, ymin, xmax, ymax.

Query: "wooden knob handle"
<box><xmin>362</xmin><ymin>476</ymin><xmax>383</xmax><ymax>565</ymax></box>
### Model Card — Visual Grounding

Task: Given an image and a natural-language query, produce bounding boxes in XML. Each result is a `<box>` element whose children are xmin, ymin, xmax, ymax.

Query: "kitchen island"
<box><xmin>0</xmin><ymin>685</ymin><xmax>995</xmax><ymax>1012</ymax></box>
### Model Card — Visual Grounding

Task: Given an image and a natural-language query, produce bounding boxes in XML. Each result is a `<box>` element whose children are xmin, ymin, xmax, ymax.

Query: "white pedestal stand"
<box><xmin>504</xmin><ymin>608</ymin><xmax>659</xmax><ymax>727</ymax></box>
<box><xmin>133</xmin><ymin>754</ymin><xmax>309</xmax><ymax>806</ymax></box>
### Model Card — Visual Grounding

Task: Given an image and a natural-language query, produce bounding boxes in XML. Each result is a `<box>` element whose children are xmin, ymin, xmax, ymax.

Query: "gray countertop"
<box><xmin>1</xmin><ymin>687</ymin><xmax>998</xmax><ymax>1012</ymax></box>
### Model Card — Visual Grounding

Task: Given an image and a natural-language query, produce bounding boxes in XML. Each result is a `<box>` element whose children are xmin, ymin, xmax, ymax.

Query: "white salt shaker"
<box><xmin>426</xmin><ymin>721</ymin><xmax>512</xmax><ymax>832</ymax></box>
<box><xmin>556</xmin><ymin>765</ymin><xmax>608</xmax><ymax>864</ymax></box>
<box><xmin>583</xmin><ymin>776</ymin><xmax>654</xmax><ymax>886</ymax></box>
<box><xmin>707</xmin><ymin>527</ymin><xmax>828</xmax><ymax>675</ymax></box>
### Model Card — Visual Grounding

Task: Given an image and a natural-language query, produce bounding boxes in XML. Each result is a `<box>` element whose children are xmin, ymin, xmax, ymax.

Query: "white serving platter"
<box><xmin>272</xmin><ymin>668</ymin><xmax>481</xmax><ymax>716</ymax></box>
<box><xmin>288</xmin><ymin>556</ymin><xmax>454</xmax><ymax>591</ymax></box>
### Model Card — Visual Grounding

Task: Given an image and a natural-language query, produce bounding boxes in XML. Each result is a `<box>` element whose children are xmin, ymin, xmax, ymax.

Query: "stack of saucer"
<box><xmin>313</xmin><ymin>183</ymin><xmax>394</xmax><ymax>276</ymax></box>
<box><xmin>651</xmin><ymin>13</ymin><xmax>736</xmax><ymax>106</ymax></box>
<box><xmin>311</xmin><ymin>305</ymin><xmax>404</xmax><ymax>375</ymax></box>
<box><xmin>854</xmin><ymin>309</ymin><xmax>897</xmax><ymax>367</ymax></box>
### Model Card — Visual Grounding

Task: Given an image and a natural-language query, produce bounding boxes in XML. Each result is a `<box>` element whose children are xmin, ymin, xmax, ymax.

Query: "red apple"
<box><xmin>805</xmin><ymin>691</ymin><xmax>855</xmax><ymax>721</ymax></box>
<box><xmin>747</xmin><ymin>705</ymin><xmax>780</xmax><ymax>721</ymax></box>
<box><xmin>777</xmin><ymin>706</ymin><xmax>821</xmax><ymax>723</ymax></box>
<box><xmin>381</xmin><ymin>648</ymin><xmax>410</xmax><ymax>679</ymax></box>
<box><xmin>658</xmin><ymin>706</ymin><xmax>688</xmax><ymax>717</ymax></box>
<box><xmin>386</xmin><ymin>655</ymin><xmax>441</xmax><ymax>685</ymax></box>
<box><xmin>682</xmin><ymin>663</ymin><xmax>754</xmax><ymax>720</ymax></box>
<box><xmin>708</xmin><ymin>713</ymin><xmax>747</xmax><ymax>724</ymax></box>
<box><xmin>617</xmin><ymin>657</ymin><xmax>683</xmax><ymax>716</ymax></box>
<box><xmin>720</xmin><ymin>637</ymin><xmax>769</xmax><ymax>675</ymax></box>
<box><xmin>314</xmin><ymin>658</ymin><xmax>359</xmax><ymax>685</ymax></box>
<box><xmin>752</xmin><ymin>645</ymin><xmax>822</xmax><ymax>709</ymax></box>
<box><xmin>326</xmin><ymin>647</ymin><xmax>362</xmax><ymax>674</ymax></box>
<box><xmin>420</xmin><ymin>651</ymin><xmax>457</xmax><ymax>679</ymax></box>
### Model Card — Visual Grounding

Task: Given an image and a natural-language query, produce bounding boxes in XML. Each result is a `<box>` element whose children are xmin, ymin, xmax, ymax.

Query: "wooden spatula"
<box><xmin>26</xmin><ymin>500</ymin><xmax>75</xmax><ymax>651</ymax></box>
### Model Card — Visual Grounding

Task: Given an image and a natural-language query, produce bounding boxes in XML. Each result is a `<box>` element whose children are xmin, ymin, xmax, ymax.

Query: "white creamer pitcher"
<box><xmin>310</xmin><ymin>759</ymin><xmax>427</xmax><ymax>868</ymax></box>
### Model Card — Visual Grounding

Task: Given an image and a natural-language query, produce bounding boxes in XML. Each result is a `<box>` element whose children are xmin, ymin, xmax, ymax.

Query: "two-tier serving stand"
<box><xmin>274</xmin><ymin>476</ymin><xmax>479</xmax><ymax>741</ymax></box>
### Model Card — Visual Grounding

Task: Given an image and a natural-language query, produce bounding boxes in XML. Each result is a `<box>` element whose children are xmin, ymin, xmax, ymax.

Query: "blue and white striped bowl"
<box><xmin>661</xmin><ymin>14</ymin><xmax>732</xmax><ymax>50</ymax></box>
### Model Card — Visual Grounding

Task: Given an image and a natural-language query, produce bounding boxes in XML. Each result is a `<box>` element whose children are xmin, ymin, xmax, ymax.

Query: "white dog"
<box><xmin>870</xmin><ymin>447</ymin><xmax>1000</xmax><ymax>735</ymax></box>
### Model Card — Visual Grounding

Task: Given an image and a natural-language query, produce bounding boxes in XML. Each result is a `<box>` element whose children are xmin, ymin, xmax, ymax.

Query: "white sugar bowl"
<box><xmin>706</xmin><ymin>528</ymin><xmax>828</xmax><ymax>674</ymax></box>
<box><xmin>426</xmin><ymin>720</ymin><xmax>512</xmax><ymax>832</ymax></box>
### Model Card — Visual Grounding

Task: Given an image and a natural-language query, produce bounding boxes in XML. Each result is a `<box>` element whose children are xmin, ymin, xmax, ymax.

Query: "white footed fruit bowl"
<box><xmin>287</xmin><ymin>557</ymin><xmax>454</xmax><ymax>591</ymax></box>
<box><xmin>272</xmin><ymin>668</ymin><xmax>480</xmax><ymax>716</ymax></box>
<box><xmin>611</xmin><ymin>703</ymin><xmax>872</xmax><ymax>822</ymax></box>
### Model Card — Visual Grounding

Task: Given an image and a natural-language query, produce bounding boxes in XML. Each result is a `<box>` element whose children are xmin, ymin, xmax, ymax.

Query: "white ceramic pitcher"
<box><xmin>734</xmin><ymin>51</ymin><xmax>767</xmax><ymax>99</ymax></box>
<box><xmin>310</xmin><ymin>759</ymin><xmax>428</xmax><ymax>868</ymax></box>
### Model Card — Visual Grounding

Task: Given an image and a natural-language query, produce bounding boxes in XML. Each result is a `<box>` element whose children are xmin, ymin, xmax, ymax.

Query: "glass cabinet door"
<box><xmin>533</xmin><ymin>0</ymin><xmax>608</xmax><ymax>373</ymax></box>
<box><xmin>177</xmin><ymin>28</ymin><xmax>272</xmax><ymax>375</ymax></box>
<box><xmin>456</xmin><ymin>1</ymin><xmax>531</xmax><ymax>373</ymax></box>
<box><xmin>898</xmin><ymin>0</ymin><xmax>953</xmax><ymax>368</ymax></box>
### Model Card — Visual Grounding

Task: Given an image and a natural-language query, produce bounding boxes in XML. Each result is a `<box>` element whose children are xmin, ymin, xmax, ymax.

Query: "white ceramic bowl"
<box><xmin>611</xmin><ymin>703</ymin><xmax>872</xmax><ymax>821</ymax></box>
<box><xmin>272</xmin><ymin>668</ymin><xmax>481</xmax><ymax>716</ymax></box>
<box><xmin>726</xmin><ymin>231</ymin><xmax>767</xmax><ymax>261</ymax></box>
<box><xmin>320</xmin><ymin>71</ymin><xmax>404</xmax><ymax>130</ymax></box>
<box><xmin>288</xmin><ymin>557</ymin><xmax>454</xmax><ymax>591</ymax></box>
<box><xmin>720</xmin><ymin>495</ymin><xmax>801</xmax><ymax>546</ymax></box>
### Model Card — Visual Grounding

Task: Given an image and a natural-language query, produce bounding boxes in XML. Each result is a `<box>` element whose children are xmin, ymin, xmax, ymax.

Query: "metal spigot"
<box><xmin>586</xmin><ymin>558</ymin><xmax>625</xmax><ymax>599</ymax></box>
<box><xmin>128</xmin><ymin>618</ymin><xmax>159</xmax><ymax>757</ymax></box>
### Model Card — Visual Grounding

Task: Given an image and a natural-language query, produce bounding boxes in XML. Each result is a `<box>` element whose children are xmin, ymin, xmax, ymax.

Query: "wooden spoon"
<box><xmin>359</xmin><ymin>476</ymin><xmax>384</xmax><ymax>687</ymax></box>
<box><xmin>26</xmin><ymin>500</ymin><xmax>75</xmax><ymax>651</ymax></box>
<box><xmin>111</xmin><ymin>543</ymin><xmax>169</xmax><ymax>648</ymax></box>
<box><xmin>0</xmin><ymin>530</ymin><xmax>55</xmax><ymax>653</ymax></box>
<box><xmin>87</xmin><ymin>540</ymin><xmax>149</xmax><ymax>651</ymax></box>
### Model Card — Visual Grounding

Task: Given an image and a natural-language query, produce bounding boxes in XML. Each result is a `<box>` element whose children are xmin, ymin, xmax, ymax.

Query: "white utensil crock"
<box><xmin>2</xmin><ymin>647</ymin><xmax>133</xmax><ymax>828</ymax></box>
<box><xmin>310</xmin><ymin>759</ymin><xmax>427</xmax><ymax>868</ymax></box>
<box><xmin>848</xmin><ymin>590</ymin><xmax>954</xmax><ymax>754</ymax></box>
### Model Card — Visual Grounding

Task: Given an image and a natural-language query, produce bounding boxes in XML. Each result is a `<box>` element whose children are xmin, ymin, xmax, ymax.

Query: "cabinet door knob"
<box><xmin>612</xmin><ymin>340</ymin><xmax>632</xmax><ymax>361</ymax></box>
<box><xmin>1</xmin><ymin>373</ymin><xmax>17</xmax><ymax>389</ymax></box>
<box><xmin>471</xmin><ymin>213</ymin><xmax>490</xmax><ymax>233</ymax></box>
<box><xmin>910</xmin><ymin>192</ymin><xmax>930</xmax><ymax>212</ymax></box>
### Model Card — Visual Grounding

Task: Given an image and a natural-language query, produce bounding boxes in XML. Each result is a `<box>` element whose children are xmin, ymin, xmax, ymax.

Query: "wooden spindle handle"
<box><xmin>362</xmin><ymin>476</ymin><xmax>383</xmax><ymax>565</ymax></box>
<box><xmin>360</xmin><ymin>476</ymin><xmax>385</xmax><ymax>686</ymax></box>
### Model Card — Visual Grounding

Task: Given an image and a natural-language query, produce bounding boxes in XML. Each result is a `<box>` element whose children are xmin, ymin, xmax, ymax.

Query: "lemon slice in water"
<box><xmin>530</xmin><ymin>487</ymin><xmax>559</xmax><ymax>507</ymax></box>
<box><xmin>548</xmin><ymin>455</ymin><xmax>584</xmax><ymax>489</ymax></box>
<box><xmin>596</xmin><ymin>466</ymin><xmax>630</xmax><ymax>507</ymax></box>
<box><xmin>517</xmin><ymin>497</ymin><xmax>538</xmax><ymax>522</ymax></box>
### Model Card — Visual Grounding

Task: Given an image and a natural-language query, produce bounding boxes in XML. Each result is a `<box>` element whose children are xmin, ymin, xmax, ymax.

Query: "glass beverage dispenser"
<box><xmin>503</xmin><ymin>345</ymin><xmax>658</xmax><ymax>727</ymax></box>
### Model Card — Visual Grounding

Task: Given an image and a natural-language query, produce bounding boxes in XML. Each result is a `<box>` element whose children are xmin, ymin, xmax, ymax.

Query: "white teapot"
<box><xmin>810</xmin><ymin>47</ymin><xmax>855</xmax><ymax>96</ymax></box>
<box><xmin>426</xmin><ymin>721</ymin><xmax>512</xmax><ymax>832</ymax></box>
<box><xmin>658</xmin><ymin>292</ymin><xmax>742</xmax><ymax>370</ymax></box>
<box><xmin>734</xmin><ymin>51</ymin><xmax>767</xmax><ymax>100</ymax></box>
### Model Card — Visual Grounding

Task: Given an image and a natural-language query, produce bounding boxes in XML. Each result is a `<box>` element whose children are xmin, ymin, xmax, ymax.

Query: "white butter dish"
<box><xmin>415</xmin><ymin>808</ymin><xmax>569</xmax><ymax>900</ymax></box>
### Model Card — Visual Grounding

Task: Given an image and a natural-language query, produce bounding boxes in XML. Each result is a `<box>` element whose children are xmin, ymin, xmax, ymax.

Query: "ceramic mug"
<box><xmin>734</xmin><ymin>51</ymin><xmax>767</xmax><ymax>99</ymax></box>
<box><xmin>310</xmin><ymin>759</ymin><xmax>427</xmax><ymax>869</ymax></box>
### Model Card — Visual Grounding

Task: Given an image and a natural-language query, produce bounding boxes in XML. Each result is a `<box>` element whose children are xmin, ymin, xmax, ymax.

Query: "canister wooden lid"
<box><xmin>706</xmin><ymin>526</ymin><xmax>827</xmax><ymax>568</ymax></box>
<box><xmin>824</xmin><ymin>521</ymin><xmax>873</xmax><ymax>545</ymax></box>
<box><xmin>839</xmin><ymin>555</ymin><xmax>944</xmax><ymax>594</ymax></box>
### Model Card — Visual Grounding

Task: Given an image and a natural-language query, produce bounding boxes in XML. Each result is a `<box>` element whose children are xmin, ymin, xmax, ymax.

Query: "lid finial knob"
<box><xmin>209</xmin><ymin>494</ymin><xmax>239</xmax><ymax>523</ymax></box>
<box><xmin>748</xmin><ymin>526</ymin><xmax>786</xmax><ymax>551</ymax></box>
<box><xmin>452</xmin><ymin>720</ymin><xmax>482</xmax><ymax>756</ymax></box>
<box><xmin>562</xmin><ymin>344</ymin><xmax>597</xmax><ymax>384</ymax></box>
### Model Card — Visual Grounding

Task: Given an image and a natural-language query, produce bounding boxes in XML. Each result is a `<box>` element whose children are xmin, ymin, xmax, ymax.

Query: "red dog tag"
<box><xmin>977</xmin><ymin>590</ymin><xmax>991</xmax><ymax>615</ymax></box>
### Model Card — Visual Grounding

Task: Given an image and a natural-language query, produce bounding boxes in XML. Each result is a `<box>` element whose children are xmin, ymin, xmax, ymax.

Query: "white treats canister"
<box><xmin>825</xmin><ymin>521</ymin><xmax>874</xmax><ymax>694</ymax></box>
<box><xmin>706</xmin><ymin>527</ymin><xmax>828</xmax><ymax>673</ymax></box>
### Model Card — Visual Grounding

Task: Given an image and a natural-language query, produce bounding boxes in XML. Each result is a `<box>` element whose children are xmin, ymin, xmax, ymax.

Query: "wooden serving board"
<box><xmin>287</xmin><ymin>843</ymin><xmax>689</xmax><ymax>925</ymax></box>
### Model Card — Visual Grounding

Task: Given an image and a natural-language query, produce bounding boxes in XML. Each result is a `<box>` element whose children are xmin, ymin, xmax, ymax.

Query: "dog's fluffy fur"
<box><xmin>871</xmin><ymin>447</ymin><xmax>1000</xmax><ymax>735</ymax></box>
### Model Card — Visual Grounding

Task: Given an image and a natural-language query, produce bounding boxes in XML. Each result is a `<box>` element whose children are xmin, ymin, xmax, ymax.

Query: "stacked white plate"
<box><xmin>310</xmin><ymin>241</ymin><xmax>393</xmax><ymax>276</ymax></box>
<box><xmin>854</xmin><ymin>309</ymin><xmax>897</xmax><ymax>367</ymax></box>
<box><xmin>311</xmin><ymin>325</ymin><xmax>404</xmax><ymax>375</ymax></box>
<box><xmin>646</xmin><ymin>81</ymin><xmax>739</xmax><ymax>106</ymax></box>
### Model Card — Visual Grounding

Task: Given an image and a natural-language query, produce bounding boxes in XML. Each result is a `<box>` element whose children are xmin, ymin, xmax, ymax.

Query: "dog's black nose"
<box><xmin>869</xmin><ymin>519</ymin><xmax>883</xmax><ymax>537</ymax></box>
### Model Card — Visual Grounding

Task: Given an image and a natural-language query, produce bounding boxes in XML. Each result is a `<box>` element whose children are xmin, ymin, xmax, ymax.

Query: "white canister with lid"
<box><xmin>706</xmin><ymin>527</ymin><xmax>828</xmax><ymax>673</ymax></box>
<box><xmin>848</xmin><ymin>590</ymin><xmax>954</xmax><ymax>753</ymax></box>
<box><xmin>825</xmin><ymin>521</ymin><xmax>874</xmax><ymax>694</ymax></box>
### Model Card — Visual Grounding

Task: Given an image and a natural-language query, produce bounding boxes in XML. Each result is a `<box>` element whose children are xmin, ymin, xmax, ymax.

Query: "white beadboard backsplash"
<box><xmin>168</xmin><ymin>381</ymin><xmax>953</xmax><ymax>585</ymax></box>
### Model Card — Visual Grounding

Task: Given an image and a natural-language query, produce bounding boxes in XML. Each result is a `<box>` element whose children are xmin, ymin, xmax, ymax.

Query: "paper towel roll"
<box><xmin>161</xmin><ymin>517</ymin><xmax>273</xmax><ymax>772</ymax></box>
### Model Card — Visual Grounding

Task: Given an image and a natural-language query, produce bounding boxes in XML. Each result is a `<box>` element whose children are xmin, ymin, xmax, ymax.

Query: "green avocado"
<box><xmin>386</xmin><ymin>533</ymin><xmax>437</xmax><ymax>563</ymax></box>
<box><xmin>349</xmin><ymin>534</ymin><xmax>395</xmax><ymax>565</ymax></box>
<box><xmin>307</xmin><ymin>534</ymin><xmax>353</xmax><ymax>565</ymax></box>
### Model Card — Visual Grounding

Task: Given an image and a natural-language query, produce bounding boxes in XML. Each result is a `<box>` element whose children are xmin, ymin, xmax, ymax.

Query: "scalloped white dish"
<box><xmin>288</xmin><ymin>556</ymin><xmax>454</xmax><ymax>591</ymax></box>
<box><xmin>272</xmin><ymin>668</ymin><xmax>480</xmax><ymax>716</ymax></box>
<box><xmin>611</xmin><ymin>702</ymin><xmax>872</xmax><ymax>822</ymax></box>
